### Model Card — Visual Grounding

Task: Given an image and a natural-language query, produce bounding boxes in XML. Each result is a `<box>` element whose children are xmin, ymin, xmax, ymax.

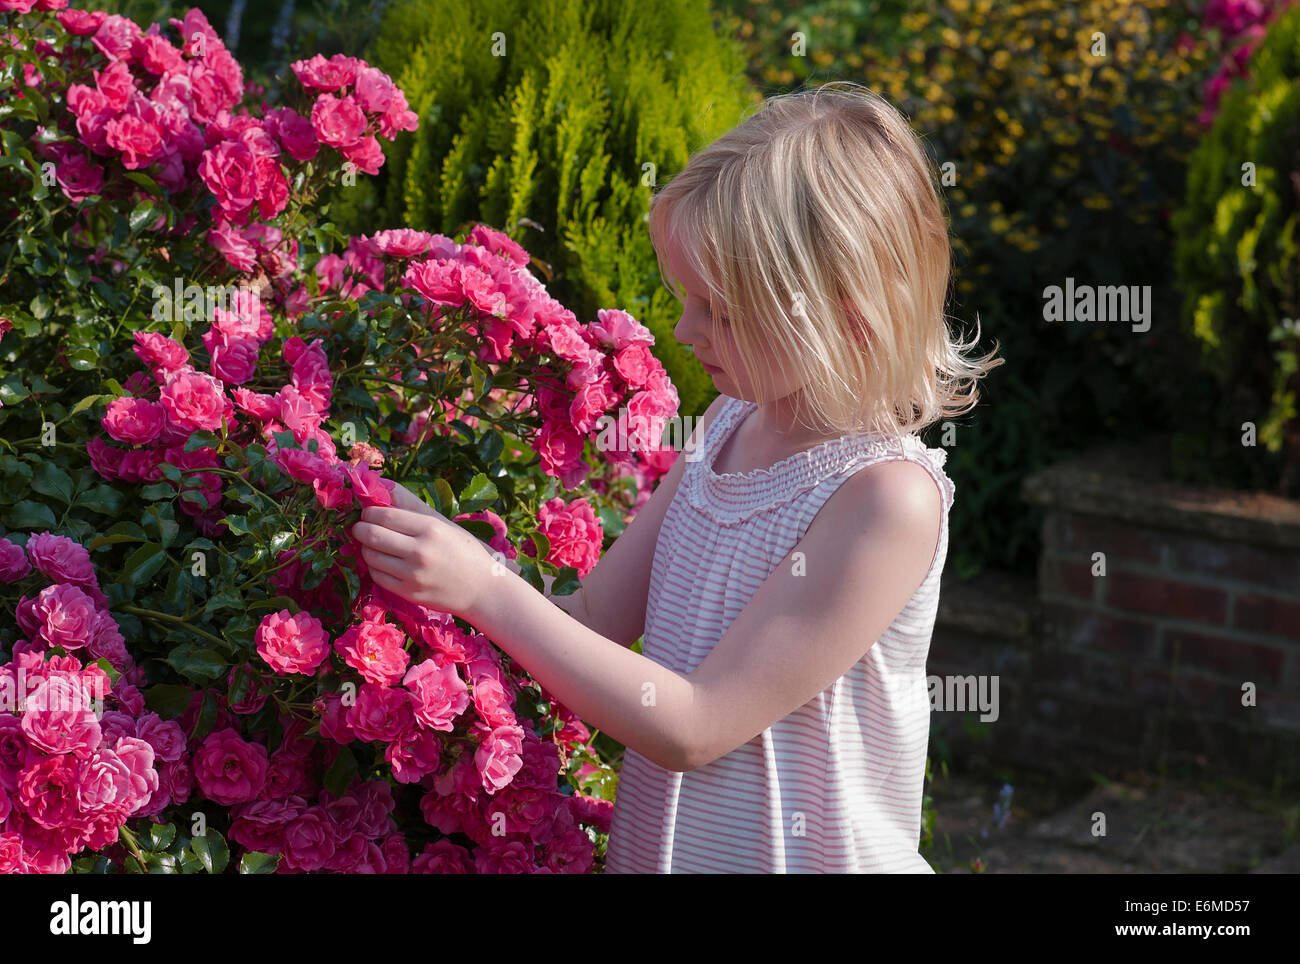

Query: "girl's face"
<box><xmin>665</xmin><ymin>237</ymin><xmax>804</xmax><ymax>404</ymax></box>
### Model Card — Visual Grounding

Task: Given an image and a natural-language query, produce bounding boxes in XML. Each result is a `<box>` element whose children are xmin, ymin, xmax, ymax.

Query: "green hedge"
<box><xmin>339</xmin><ymin>0</ymin><xmax>758</xmax><ymax>418</ymax></box>
<box><xmin>1172</xmin><ymin>5</ymin><xmax>1300</xmax><ymax>494</ymax></box>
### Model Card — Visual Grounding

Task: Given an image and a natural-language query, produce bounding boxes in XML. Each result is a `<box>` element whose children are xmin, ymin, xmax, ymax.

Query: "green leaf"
<box><xmin>430</xmin><ymin>478</ymin><xmax>456</xmax><ymax>515</ymax></box>
<box><xmin>144</xmin><ymin>822</ymin><xmax>177</xmax><ymax>852</ymax></box>
<box><xmin>123</xmin><ymin>542</ymin><xmax>167</xmax><ymax>588</ymax></box>
<box><xmin>456</xmin><ymin>519</ymin><xmax>498</xmax><ymax>542</ymax></box>
<box><xmin>141</xmin><ymin>482</ymin><xmax>175</xmax><ymax>501</ymax></box>
<box><xmin>239</xmin><ymin>851</ymin><xmax>280</xmax><ymax>874</ymax></box>
<box><xmin>128</xmin><ymin>199</ymin><xmax>158</xmax><ymax>233</ymax></box>
<box><xmin>529</xmin><ymin>530</ymin><xmax>550</xmax><ymax>560</ymax></box>
<box><xmin>29</xmin><ymin>292</ymin><xmax>52</xmax><ymax>320</ymax></box>
<box><xmin>222</xmin><ymin>514</ymin><xmax>251</xmax><ymax>536</ymax></box>
<box><xmin>5</xmin><ymin>500</ymin><xmax>57</xmax><ymax>529</ymax></box>
<box><xmin>550</xmin><ymin>567</ymin><xmax>582</xmax><ymax>597</ymax></box>
<box><xmin>458</xmin><ymin>472</ymin><xmax>498</xmax><ymax>513</ymax></box>
<box><xmin>189</xmin><ymin>829</ymin><xmax>229</xmax><ymax>874</ymax></box>
<box><xmin>142</xmin><ymin>683</ymin><xmax>195</xmax><ymax>719</ymax></box>
<box><xmin>31</xmin><ymin>462</ymin><xmax>74</xmax><ymax>503</ymax></box>
<box><xmin>76</xmin><ymin>484</ymin><xmax>126</xmax><ymax>516</ymax></box>
<box><xmin>518</xmin><ymin>561</ymin><xmax>544</xmax><ymax>593</ymax></box>
<box><xmin>166</xmin><ymin>644</ymin><xmax>227</xmax><ymax>684</ymax></box>
<box><xmin>66</xmin><ymin>347</ymin><xmax>98</xmax><ymax>371</ymax></box>
<box><xmin>68</xmin><ymin>393</ymin><xmax>107</xmax><ymax>417</ymax></box>
<box><xmin>323</xmin><ymin>745</ymin><xmax>358</xmax><ymax>797</ymax></box>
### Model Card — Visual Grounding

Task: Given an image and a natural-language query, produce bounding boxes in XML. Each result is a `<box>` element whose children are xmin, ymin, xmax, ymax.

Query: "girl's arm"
<box><xmin>352</xmin><ymin>454</ymin><xmax>942</xmax><ymax>772</ymax></box>
<box><xmin>392</xmin><ymin>393</ymin><xmax>727</xmax><ymax>645</ymax></box>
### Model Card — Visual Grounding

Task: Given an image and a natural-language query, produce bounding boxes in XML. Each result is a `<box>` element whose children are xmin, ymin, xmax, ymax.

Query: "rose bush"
<box><xmin>0</xmin><ymin>2</ymin><xmax>672</xmax><ymax>872</ymax></box>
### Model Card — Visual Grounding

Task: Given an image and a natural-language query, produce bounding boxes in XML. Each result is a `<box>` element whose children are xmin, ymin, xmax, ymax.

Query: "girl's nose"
<box><xmin>674</xmin><ymin>307</ymin><xmax>708</xmax><ymax>349</ymax></box>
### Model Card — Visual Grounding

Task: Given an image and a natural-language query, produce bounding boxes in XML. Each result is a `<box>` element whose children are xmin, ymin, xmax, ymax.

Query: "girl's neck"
<box><xmin>748</xmin><ymin>393</ymin><xmax>838</xmax><ymax>446</ymax></box>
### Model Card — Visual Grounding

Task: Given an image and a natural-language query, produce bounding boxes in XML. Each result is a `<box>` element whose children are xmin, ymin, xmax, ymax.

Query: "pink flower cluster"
<box><xmin>0</xmin><ymin>533</ymin><xmax>181</xmax><ymax>874</ymax></box>
<box><xmin>376</xmin><ymin>223</ymin><xmax>681</xmax><ymax>489</ymax></box>
<box><xmin>41</xmin><ymin>8</ymin><xmax>242</xmax><ymax>198</ymax></box>
<box><xmin>1196</xmin><ymin>0</ymin><xmax>1294</xmax><ymax>124</ymax></box>
<box><xmin>88</xmin><ymin>289</ymin><xmax>399</xmax><ymax>534</ymax></box>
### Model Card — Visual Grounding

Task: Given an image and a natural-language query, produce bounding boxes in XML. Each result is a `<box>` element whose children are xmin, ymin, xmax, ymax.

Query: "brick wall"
<box><xmin>928</xmin><ymin>444</ymin><xmax>1300</xmax><ymax>788</ymax></box>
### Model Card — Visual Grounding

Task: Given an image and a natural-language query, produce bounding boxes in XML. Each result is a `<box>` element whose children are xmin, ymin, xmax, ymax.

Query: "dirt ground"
<box><xmin>925</xmin><ymin>765</ymin><xmax>1300</xmax><ymax>874</ymax></box>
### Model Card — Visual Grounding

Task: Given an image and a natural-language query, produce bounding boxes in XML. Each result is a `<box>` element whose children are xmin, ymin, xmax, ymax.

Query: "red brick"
<box><xmin>1048</xmin><ymin>512</ymin><xmax>1163</xmax><ymax>566</ymax></box>
<box><xmin>1160</xmin><ymin>627</ymin><xmax>1286</xmax><ymax>683</ymax></box>
<box><xmin>1042</xmin><ymin>602</ymin><xmax>1157</xmax><ymax>657</ymax></box>
<box><xmin>1040</xmin><ymin>555</ymin><xmax>1099</xmax><ymax>601</ymax></box>
<box><xmin>1234</xmin><ymin>593</ymin><xmax>1300</xmax><ymax>640</ymax></box>
<box><xmin>1104</xmin><ymin>572</ymin><xmax>1229</xmax><ymax>624</ymax></box>
<box><xmin>1165</xmin><ymin>534</ymin><xmax>1300</xmax><ymax>595</ymax></box>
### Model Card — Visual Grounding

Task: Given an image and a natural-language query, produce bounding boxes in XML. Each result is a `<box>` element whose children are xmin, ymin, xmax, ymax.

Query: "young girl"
<box><xmin>352</xmin><ymin>81</ymin><xmax>1002</xmax><ymax>873</ymax></box>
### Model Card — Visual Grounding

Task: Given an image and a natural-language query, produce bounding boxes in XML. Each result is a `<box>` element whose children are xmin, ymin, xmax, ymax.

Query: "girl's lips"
<box><xmin>699</xmin><ymin>360</ymin><xmax>722</xmax><ymax>375</ymax></box>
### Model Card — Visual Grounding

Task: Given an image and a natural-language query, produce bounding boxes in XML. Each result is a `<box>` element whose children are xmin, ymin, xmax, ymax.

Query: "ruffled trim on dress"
<box><xmin>682</xmin><ymin>396</ymin><xmax>956</xmax><ymax>524</ymax></box>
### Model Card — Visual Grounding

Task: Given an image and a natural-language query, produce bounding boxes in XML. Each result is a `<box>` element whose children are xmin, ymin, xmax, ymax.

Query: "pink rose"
<box><xmin>590</xmin><ymin>308</ymin><xmax>655</xmax><ymax>349</ymax></box>
<box><xmin>411</xmin><ymin>839</ymin><xmax>473</xmax><ymax>873</ymax></box>
<box><xmin>354</xmin><ymin>66</ymin><xmax>397</xmax><ymax>114</ymax></box>
<box><xmin>203</xmin><ymin>328</ymin><xmax>260</xmax><ymax>385</ymax></box>
<box><xmin>21</xmin><ymin>673</ymin><xmax>102</xmax><ymax>755</ymax></box>
<box><xmin>53</xmin><ymin>152</ymin><xmax>104</xmax><ymax>203</ymax></box>
<box><xmin>208</xmin><ymin>220</ymin><xmax>257</xmax><ymax>273</ymax></box>
<box><xmin>568</xmin><ymin>793</ymin><xmax>614</xmax><ymax>833</ymax></box>
<box><xmin>333</xmin><ymin>620</ymin><xmax>409</xmax><ymax>686</ymax></box>
<box><xmin>384</xmin><ymin>729</ymin><xmax>442</xmax><ymax>784</ymax></box>
<box><xmin>133</xmin><ymin>330</ymin><xmax>189</xmax><ymax>373</ymax></box>
<box><xmin>346</xmin><ymin>683</ymin><xmax>414</xmax><ymax>743</ymax></box>
<box><xmin>536</xmin><ymin>496</ymin><xmax>603</xmax><ymax>577</ymax></box>
<box><xmin>25</xmin><ymin>532</ymin><xmax>95</xmax><ymax>587</ymax></box>
<box><xmin>475</xmin><ymin>724</ymin><xmax>525</xmax><ymax>795</ymax></box>
<box><xmin>291</xmin><ymin>53</ymin><xmax>361</xmax><ymax>91</ymax></box>
<box><xmin>16</xmin><ymin>755</ymin><xmax>83</xmax><ymax>833</ymax></box>
<box><xmin>229</xmin><ymin>796</ymin><xmax>305</xmax><ymax>853</ymax></box>
<box><xmin>281</xmin><ymin>806</ymin><xmax>337</xmax><ymax>871</ymax></box>
<box><xmin>193</xmin><ymin>728</ymin><xmax>268</xmax><ymax>806</ymax></box>
<box><xmin>102</xmin><ymin>396</ymin><xmax>164</xmax><ymax>445</ymax></box>
<box><xmin>311</xmin><ymin>93</ymin><xmax>367</xmax><ymax>149</ymax></box>
<box><xmin>265</xmin><ymin>107</ymin><xmax>319</xmax><ymax>162</ymax></box>
<box><xmin>0</xmin><ymin>539</ymin><xmax>31</xmax><ymax>582</ymax></box>
<box><xmin>473</xmin><ymin>837</ymin><xmax>533</xmax><ymax>874</ymax></box>
<box><xmin>535</xmin><ymin>421</ymin><xmax>588</xmax><ymax>489</ymax></box>
<box><xmin>57</xmin><ymin>9</ymin><xmax>106</xmax><ymax>34</ymax></box>
<box><xmin>159</xmin><ymin>370</ymin><xmax>231</xmax><ymax>431</ymax></box>
<box><xmin>402</xmin><ymin>660</ymin><xmax>469</xmax><ymax>731</ymax></box>
<box><xmin>343</xmin><ymin>464</ymin><xmax>394</xmax><ymax>508</ymax></box>
<box><xmin>134</xmin><ymin>713</ymin><xmax>185</xmax><ymax>763</ymax></box>
<box><xmin>28</xmin><ymin>583</ymin><xmax>100</xmax><ymax>650</ymax></box>
<box><xmin>613</xmin><ymin>344</ymin><xmax>656</xmax><ymax>389</ymax></box>
<box><xmin>256</xmin><ymin>610</ymin><xmax>331</xmax><ymax>676</ymax></box>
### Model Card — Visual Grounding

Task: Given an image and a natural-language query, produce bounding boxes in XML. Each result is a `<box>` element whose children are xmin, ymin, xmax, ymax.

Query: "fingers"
<box><xmin>390</xmin><ymin>482</ymin><xmax>438</xmax><ymax>516</ymax></box>
<box><xmin>368</xmin><ymin>566</ymin><xmax>411</xmax><ymax>597</ymax></box>
<box><xmin>359</xmin><ymin>544</ymin><xmax>409</xmax><ymax>578</ymax></box>
<box><xmin>359</xmin><ymin>505</ymin><xmax>433</xmax><ymax>536</ymax></box>
<box><xmin>352</xmin><ymin>520</ymin><xmax>420</xmax><ymax>556</ymax></box>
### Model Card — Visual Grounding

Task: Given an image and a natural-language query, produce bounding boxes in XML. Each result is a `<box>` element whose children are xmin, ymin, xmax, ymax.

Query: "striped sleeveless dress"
<box><xmin>603</xmin><ymin>394</ymin><xmax>955</xmax><ymax>874</ymax></box>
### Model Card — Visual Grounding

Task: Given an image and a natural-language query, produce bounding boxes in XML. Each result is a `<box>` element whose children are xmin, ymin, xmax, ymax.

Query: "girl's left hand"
<box><xmin>350</xmin><ymin>482</ymin><xmax>500</xmax><ymax>617</ymax></box>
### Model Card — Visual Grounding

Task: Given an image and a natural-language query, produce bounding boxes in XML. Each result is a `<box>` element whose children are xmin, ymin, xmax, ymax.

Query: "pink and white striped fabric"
<box><xmin>604</xmin><ymin>394</ymin><xmax>955</xmax><ymax>873</ymax></box>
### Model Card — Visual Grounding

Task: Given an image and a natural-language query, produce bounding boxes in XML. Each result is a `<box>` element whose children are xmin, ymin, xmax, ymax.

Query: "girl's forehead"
<box><xmin>663</xmin><ymin>232</ymin><xmax>709</xmax><ymax>296</ymax></box>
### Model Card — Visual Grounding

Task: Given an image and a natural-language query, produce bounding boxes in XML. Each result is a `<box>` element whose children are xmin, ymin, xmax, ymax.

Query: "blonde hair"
<box><xmin>648</xmin><ymin>81</ymin><xmax>1003</xmax><ymax>442</ymax></box>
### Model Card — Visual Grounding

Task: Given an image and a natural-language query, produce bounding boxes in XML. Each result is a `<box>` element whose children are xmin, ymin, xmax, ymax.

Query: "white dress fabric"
<box><xmin>604</xmin><ymin>394</ymin><xmax>955</xmax><ymax>873</ymax></box>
